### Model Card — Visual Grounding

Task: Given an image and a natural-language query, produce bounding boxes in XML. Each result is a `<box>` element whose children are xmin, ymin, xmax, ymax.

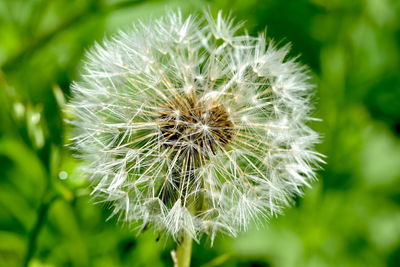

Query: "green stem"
<box><xmin>176</xmin><ymin>233</ymin><xmax>192</xmax><ymax>267</ymax></box>
<box><xmin>22</xmin><ymin>198</ymin><xmax>54</xmax><ymax>267</ymax></box>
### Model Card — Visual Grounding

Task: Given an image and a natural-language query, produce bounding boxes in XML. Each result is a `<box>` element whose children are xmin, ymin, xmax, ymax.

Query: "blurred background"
<box><xmin>1</xmin><ymin>0</ymin><xmax>400</xmax><ymax>266</ymax></box>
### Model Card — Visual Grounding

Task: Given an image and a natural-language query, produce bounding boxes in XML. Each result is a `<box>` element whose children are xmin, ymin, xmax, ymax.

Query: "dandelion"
<box><xmin>68</xmin><ymin>10</ymin><xmax>323</xmax><ymax>266</ymax></box>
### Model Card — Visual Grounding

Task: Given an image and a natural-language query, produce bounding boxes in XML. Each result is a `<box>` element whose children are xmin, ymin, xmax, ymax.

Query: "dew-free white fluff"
<box><xmin>68</xmin><ymin>10</ymin><xmax>323</xmax><ymax>242</ymax></box>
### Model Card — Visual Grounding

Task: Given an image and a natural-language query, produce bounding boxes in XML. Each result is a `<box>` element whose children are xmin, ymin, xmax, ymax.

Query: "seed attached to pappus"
<box><xmin>68</xmin><ymin>10</ymin><xmax>324</xmax><ymax>243</ymax></box>
<box><xmin>158</xmin><ymin>92</ymin><xmax>234</xmax><ymax>156</ymax></box>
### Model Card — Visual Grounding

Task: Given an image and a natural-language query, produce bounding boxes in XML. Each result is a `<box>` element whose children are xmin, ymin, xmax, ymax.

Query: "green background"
<box><xmin>1</xmin><ymin>0</ymin><xmax>400</xmax><ymax>266</ymax></box>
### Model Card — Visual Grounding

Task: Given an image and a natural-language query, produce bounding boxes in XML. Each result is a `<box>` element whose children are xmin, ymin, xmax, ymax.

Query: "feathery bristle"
<box><xmin>67</xmin><ymin>10</ymin><xmax>324</xmax><ymax>242</ymax></box>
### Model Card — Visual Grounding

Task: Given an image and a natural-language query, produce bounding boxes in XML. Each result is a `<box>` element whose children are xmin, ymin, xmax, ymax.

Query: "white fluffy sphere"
<box><xmin>68</xmin><ymin>10</ymin><xmax>323</xmax><ymax>241</ymax></box>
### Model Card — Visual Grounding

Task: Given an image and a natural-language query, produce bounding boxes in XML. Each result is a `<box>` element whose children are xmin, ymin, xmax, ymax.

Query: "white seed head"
<box><xmin>68</xmin><ymin>10</ymin><xmax>324</xmax><ymax>242</ymax></box>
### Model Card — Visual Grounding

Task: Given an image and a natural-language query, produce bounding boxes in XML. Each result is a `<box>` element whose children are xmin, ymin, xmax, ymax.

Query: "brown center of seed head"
<box><xmin>158</xmin><ymin>93</ymin><xmax>234</xmax><ymax>158</ymax></box>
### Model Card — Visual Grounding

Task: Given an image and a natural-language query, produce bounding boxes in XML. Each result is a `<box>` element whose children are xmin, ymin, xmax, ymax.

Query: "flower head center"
<box><xmin>158</xmin><ymin>93</ymin><xmax>234</xmax><ymax>157</ymax></box>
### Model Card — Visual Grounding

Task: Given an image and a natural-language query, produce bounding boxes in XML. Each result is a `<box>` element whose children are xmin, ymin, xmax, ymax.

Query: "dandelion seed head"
<box><xmin>68</xmin><ymin>10</ymin><xmax>323</xmax><ymax>242</ymax></box>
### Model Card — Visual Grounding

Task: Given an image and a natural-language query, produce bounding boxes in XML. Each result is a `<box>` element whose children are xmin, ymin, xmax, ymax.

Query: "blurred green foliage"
<box><xmin>1</xmin><ymin>0</ymin><xmax>400</xmax><ymax>266</ymax></box>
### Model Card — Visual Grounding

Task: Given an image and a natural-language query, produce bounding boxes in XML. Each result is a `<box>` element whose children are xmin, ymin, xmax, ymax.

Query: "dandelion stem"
<box><xmin>175</xmin><ymin>233</ymin><xmax>192</xmax><ymax>267</ymax></box>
